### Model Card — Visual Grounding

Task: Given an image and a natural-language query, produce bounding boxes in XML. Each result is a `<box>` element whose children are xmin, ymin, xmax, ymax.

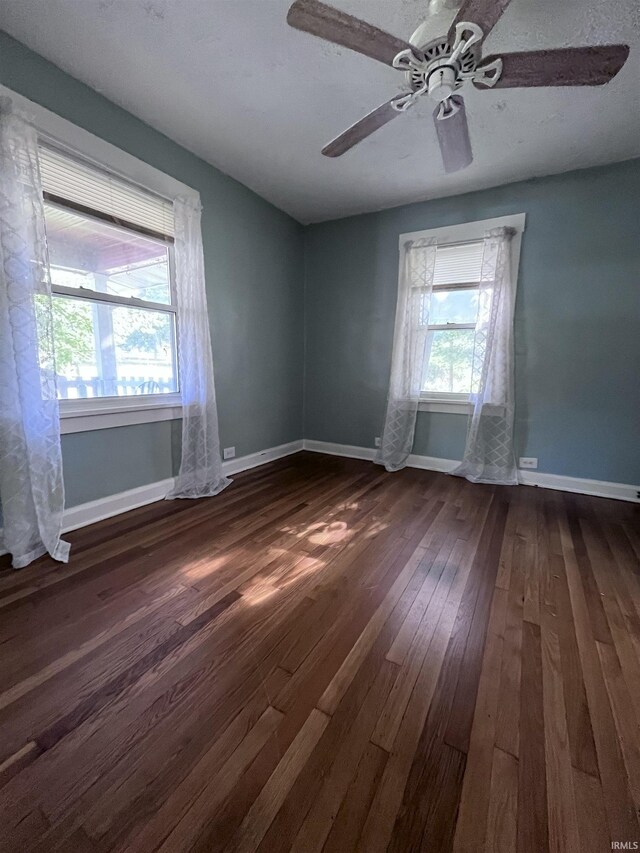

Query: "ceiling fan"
<box><xmin>286</xmin><ymin>0</ymin><xmax>630</xmax><ymax>172</ymax></box>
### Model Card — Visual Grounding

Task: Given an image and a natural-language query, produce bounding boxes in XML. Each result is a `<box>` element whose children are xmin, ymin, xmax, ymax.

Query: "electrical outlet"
<box><xmin>223</xmin><ymin>446</ymin><xmax>236</xmax><ymax>460</ymax></box>
<box><xmin>374</xmin><ymin>437</ymin><xmax>381</xmax><ymax>448</ymax></box>
<box><xmin>519</xmin><ymin>457</ymin><xmax>538</xmax><ymax>469</ymax></box>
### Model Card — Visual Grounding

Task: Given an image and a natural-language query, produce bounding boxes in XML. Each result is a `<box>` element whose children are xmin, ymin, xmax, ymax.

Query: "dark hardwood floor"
<box><xmin>0</xmin><ymin>452</ymin><xmax>639</xmax><ymax>853</ymax></box>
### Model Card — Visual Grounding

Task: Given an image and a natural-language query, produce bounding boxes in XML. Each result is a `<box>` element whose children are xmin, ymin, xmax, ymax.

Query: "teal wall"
<box><xmin>0</xmin><ymin>31</ymin><xmax>305</xmax><ymax>507</ymax></box>
<box><xmin>61</xmin><ymin>422</ymin><xmax>179</xmax><ymax>507</ymax></box>
<box><xmin>304</xmin><ymin>160</ymin><xmax>640</xmax><ymax>485</ymax></box>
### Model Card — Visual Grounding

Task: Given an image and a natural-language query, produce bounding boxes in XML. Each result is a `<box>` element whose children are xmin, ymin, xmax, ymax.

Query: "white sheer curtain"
<box><xmin>451</xmin><ymin>226</ymin><xmax>517</xmax><ymax>484</ymax></box>
<box><xmin>377</xmin><ymin>238</ymin><xmax>437</xmax><ymax>471</ymax></box>
<box><xmin>0</xmin><ymin>98</ymin><xmax>69</xmax><ymax>568</ymax></box>
<box><xmin>166</xmin><ymin>195</ymin><xmax>231</xmax><ymax>499</ymax></box>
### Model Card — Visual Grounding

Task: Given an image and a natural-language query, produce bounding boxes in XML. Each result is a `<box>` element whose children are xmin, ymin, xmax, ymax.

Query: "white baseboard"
<box><xmin>46</xmin><ymin>439</ymin><xmax>302</xmax><ymax>537</ymax></box>
<box><xmin>60</xmin><ymin>439</ymin><xmax>304</xmax><ymax>534</ymax></box>
<box><xmin>303</xmin><ymin>440</ymin><xmax>377</xmax><ymax>463</ymax></box>
<box><xmin>302</xmin><ymin>439</ymin><xmax>639</xmax><ymax>503</ymax></box>
<box><xmin>516</xmin><ymin>470</ymin><xmax>639</xmax><ymax>503</ymax></box>
<box><xmin>62</xmin><ymin>477</ymin><xmax>177</xmax><ymax>533</ymax></box>
<box><xmin>220</xmin><ymin>439</ymin><xmax>303</xmax><ymax>476</ymax></box>
<box><xmin>301</xmin><ymin>439</ymin><xmax>458</xmax><ymax>474</ymax></box>
<box><xmin>2</xmin><ymin>435</ymin><xmax>636</xmax><ymax>558</ymax></box>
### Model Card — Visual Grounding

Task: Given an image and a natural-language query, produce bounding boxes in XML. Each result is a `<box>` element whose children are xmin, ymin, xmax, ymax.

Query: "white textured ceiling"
<box><xmin>0</xmin><ymin>0</ymin><xmax>638</xmax><ymax>223</ymax></box>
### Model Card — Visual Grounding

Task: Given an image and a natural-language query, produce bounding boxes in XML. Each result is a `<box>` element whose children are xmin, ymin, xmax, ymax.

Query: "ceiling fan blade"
<box><xmin>287</xmin><ymin>0</ymin><xmax>422</xmax><ymax>67</ymax></box>
<box><xmin>477</xmin><ymin>44</ymin><xmax>630</xmax><ymax>88</ymax></box>
<box><xmin>447</xmin><ymin>0</ymin><xmax>512</xmax><ymax>44</ymax></box>
<box><xmin>322</xmin><ymin>97</ymin><xmax>404</xmax><ymax>157</ymax></box>
<box><xmin>433</xmin><ymin>96</ymin><xmax>473</xmax><ymax>173</ymax></box>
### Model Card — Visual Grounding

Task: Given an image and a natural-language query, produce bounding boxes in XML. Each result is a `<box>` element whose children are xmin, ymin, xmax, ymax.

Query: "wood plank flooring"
<box><xmin>0</xmin><ymin>451</ymin><xmax>638</xmax><ymax>853</ymax></box>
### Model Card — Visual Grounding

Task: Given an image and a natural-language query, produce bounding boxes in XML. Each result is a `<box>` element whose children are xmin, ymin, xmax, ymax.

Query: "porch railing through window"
<box><xmin>57</xmin><ymin>375</ymin><xmax>176</xmax><ymax>399</ymax></box>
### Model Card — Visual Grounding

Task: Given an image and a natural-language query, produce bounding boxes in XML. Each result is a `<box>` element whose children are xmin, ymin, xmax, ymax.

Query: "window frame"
<box><xmin>1</xmin><ymin>82</ymin><xmax>198</xmax><ymax>433</ymax></box>
<box><xmin>47</xmin><ymin>192</ymin><xmax>181</xmax><ymax>416</ymax></box>
<box><xmin>399</xmin><ymin>214</ymin><xmax>526</xmax><ymax>414</ymax></box>
<box><xmin>47</xmin><ymin>186</ymin><xmax>183</xmax><ymax>430</ymax></box>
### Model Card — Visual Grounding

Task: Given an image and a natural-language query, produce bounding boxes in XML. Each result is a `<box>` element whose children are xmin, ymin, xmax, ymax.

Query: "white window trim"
<box><xmin>400</xmin><ymin>213</ymin><xmax>526</xmax><ymax>414</ymax></box>
<box><xmin>419</xmin><ymin>393</ymin><xmax>473</xmax><ymax>415</ymax></box>
<box><xmin>59</xmin><ymin>396</ymin><xmax>182</xmax><ymax>434</ymax></box>
<box><xmin>0</xmin><ymin>83</ymin><xmax>198</xmax><ymax>433</ymax></box>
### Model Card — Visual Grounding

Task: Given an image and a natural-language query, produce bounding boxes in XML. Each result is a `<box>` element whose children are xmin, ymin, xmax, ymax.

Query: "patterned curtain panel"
<box><xmin>451</xmin><ymin>227</ymin><xmax>518</xmax><ymax>485</ymax></box>
<box><xmin>377</xmin><ymin>238</ymin><xmax>437</xmax><ymax>472</ymax></box>
<box><xmin>165</xmin><ymin>196</ymin><xmax>231</xmax><ymax>499</ymax></box>
<box><xmin>0</xmin><ymin>98</ymin><xmax>70</xmax><ymax>568</ymax></box>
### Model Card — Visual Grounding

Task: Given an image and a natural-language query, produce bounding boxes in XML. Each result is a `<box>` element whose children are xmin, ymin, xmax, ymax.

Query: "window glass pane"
<box><xmin>44</xmin><ymin>202</ymin><xmax>171</xmax><ymax>304</ymax></box>
<box><xmin>51</xmin><ymin>296</ymin><xmax>177</xmax><ymax>399</ymax></box>
<box><xmin>429</xmin><ymin>289</ymin><xmax>479</xmax><ymax>325</ymax></box>
<box><xmin>423</xmin><ymin>329</ymin><xmax>475</xmax><ymax>395</ymax></box>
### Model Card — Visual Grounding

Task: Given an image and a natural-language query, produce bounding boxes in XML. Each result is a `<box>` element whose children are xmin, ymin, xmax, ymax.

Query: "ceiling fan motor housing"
<box><xmin>405</xmin><ymin>34</ymin><xmax>479</xmax><ymax>100</ymax></box>
<box><xmin>426</xmin><ymin>60</ymin><xmax>459</xmax><ymax>102</ymax></box>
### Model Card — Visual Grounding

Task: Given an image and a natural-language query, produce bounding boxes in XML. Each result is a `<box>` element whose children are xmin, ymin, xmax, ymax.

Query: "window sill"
<box><xmin>418</xmin><ymin>399</ymin><xmax>471</xmax><ymax>415</ymax></box>
<box><xmin>59</xmin><ymin>398</ymin><xmax>182</xmax><ymax>434</ymax></box>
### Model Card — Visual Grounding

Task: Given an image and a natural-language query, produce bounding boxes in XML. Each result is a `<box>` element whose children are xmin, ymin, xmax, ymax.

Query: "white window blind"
<box><xmin>433</xmin><ymin>241</ymin><xmax>484</xmax><ymax>285</ymax></box>
<box><xmin>38</xmin><ymin>144</ymin><xmax>174</xmax><ymax>238</ymax></box>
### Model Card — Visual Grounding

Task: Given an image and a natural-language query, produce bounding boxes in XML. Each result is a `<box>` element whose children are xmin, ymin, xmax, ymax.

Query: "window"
<box><xmin>421</xmin><ymin>241</ymin><xmax>484</xmax><ymax>401</ymax></box>
<box><xmin>400</xmin><ymin>214</ymin><xmax>525</xmax><ymax>413</ymax></box>
<box><xmin>38</xmin><ymin>144</ymin><xmax>181</xmax><ymax>422</ymax></box>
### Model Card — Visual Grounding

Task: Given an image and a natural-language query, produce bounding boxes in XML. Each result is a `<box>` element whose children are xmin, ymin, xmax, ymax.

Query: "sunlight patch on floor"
<box><xmin>241</xmin><ymin>552</ymin><xmax>326</xmax><ymax>604</ymax></box>
<box><xmin>181</xmin><ymin>550</ymin><xmax>230</xmax><ymax>582</ymax></box>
